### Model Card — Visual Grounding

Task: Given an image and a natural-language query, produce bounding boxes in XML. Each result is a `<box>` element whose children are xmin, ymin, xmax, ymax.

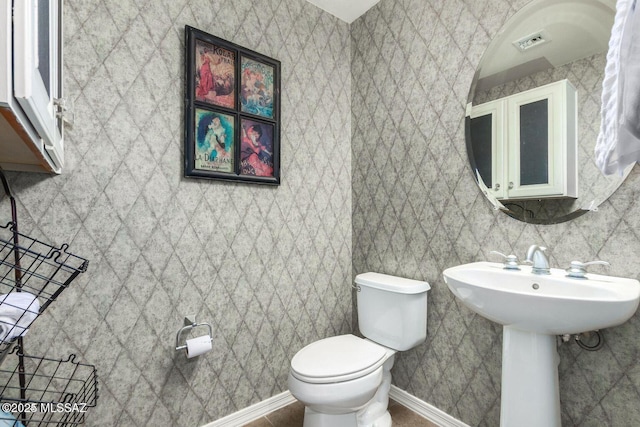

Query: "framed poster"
<box><xmin>240</xmin><ymin>118</ymin><xmax>274</xmax><ymax>177</ymax></box>
<box><xmin>194</xmin><ymin>108</ymin><xmax>235</xmax><ymax>173</ymax></box>
<box><xmin>241</xmin><ymin>57</ymin><xmax>275</xmax><ymax>119</ymax></box>
<box><xmin>194</xmin><ymin>39</ymin><xmax>236</xmax><ymax>109</ymax></box>
<box><xmin>185</xmin><ymin>26</ymin><xmax>281</xmax><ymax>185</ymax></box>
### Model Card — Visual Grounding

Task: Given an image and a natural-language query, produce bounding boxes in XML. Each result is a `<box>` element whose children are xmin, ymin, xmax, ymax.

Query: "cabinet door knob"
<box><xmin>509</xmin><ymin>182</ymin><xmax>514</xmax><ymax>189</ymax></box>
<box><xmin>494</xmin><ymin>183</ymin><xmax>500</xmax><ymax>191</ymax></box>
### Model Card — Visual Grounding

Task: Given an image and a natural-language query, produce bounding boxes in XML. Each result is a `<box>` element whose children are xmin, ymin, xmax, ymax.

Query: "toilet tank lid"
<box><xmin>355</xmin><ymin>272</ymin><xmax>430</xmax><ymax>294</ymax></box>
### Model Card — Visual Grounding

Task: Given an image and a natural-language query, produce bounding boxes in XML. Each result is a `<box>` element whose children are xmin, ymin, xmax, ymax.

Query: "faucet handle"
<box><xmin>489</xmin><ymin>251</ymin><xmax>520</xmax><ymax>270</ymax></box>
<box><xmin>566</xmin><ymin>260</ymin><xmax>610</xmax><ymax>279</ymax></box>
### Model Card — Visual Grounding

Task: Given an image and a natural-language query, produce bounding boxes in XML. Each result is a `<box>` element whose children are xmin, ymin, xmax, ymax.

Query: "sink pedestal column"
<box><xmin>500</xmin><ymin>326</ymin><xmax>561</xmax><ymax>427</ymax></box>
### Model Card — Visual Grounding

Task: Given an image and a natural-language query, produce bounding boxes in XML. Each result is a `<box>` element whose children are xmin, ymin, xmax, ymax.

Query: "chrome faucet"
<box><xmin>525</xmin><ymin>245</ymin><xmax>550</xmax><ymax>275</ymax></box>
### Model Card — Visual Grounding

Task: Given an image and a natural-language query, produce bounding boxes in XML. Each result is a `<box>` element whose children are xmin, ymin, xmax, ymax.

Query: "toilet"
<box><xmin>288</xmin><ymin>272</ymin><xmax>430</xmax><ymax>427</ymax></box>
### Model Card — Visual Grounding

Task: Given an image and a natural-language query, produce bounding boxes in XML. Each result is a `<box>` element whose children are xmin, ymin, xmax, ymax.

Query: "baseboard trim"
<box><xmin>202</xmin><ymin>390</ymin><xmax>296</xmax><ymax>427</ymax></box>
<box><xmin>389</xmin><ymin>385</ymin><xmax>471</xmax><ymax>427</ymax></box>
<box><xmin>202</xmin><ymin>387</ymin><xmax>470</xmax><ymax>427</ymax></box>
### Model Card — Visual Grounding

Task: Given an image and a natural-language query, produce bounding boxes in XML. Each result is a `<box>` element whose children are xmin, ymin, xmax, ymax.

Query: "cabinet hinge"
<box><xmin>54</xmin><ymin>97</ymin><xmax>74</xmax><ymax>127</ymax></box>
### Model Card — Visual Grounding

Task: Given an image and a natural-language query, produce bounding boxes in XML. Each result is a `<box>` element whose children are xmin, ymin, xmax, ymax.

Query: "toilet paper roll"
<box><xmin>185</xmin><ymin>335</ymin><xmax>212</xmax><ymax>358</ymax></box>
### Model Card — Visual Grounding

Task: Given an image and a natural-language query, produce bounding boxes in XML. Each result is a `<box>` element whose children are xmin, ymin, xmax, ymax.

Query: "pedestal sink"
<box><xmin>443</xmin><ymin>261</ymin><xmax>640</xmax><ymax>427</ymax></box>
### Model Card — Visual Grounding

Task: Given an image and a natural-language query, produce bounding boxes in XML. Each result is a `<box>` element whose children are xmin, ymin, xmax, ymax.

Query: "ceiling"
<box><xmin>304</xmin><ymin>0</ymin><xmax>381</xmax><ymax>23</ymax></box>
<box><xmin>476</xmin><ymin>0</ymin><xmax>615</xmax><ymax>90</ymax></box>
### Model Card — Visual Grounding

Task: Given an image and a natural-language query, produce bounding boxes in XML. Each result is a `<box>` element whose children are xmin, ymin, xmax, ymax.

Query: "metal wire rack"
<box><xmin>0</xmin><ymin>221</ymin><xmax>89</xmax><ymax>359</ymax></box>
<box><xmin>0</xmin><ymin>346</ymin><xmax>98</xmax><ymax>426</ymax></box>
<box><xmin>0</xmin><ymin>170</ymin><xmax>96</xmax><ymax>426</ymax></box>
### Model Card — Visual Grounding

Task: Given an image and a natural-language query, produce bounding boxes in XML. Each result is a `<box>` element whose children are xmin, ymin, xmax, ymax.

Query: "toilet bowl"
<box><xmin>288</xmin><ymin>273</ymin><xmax>430</xmax><ymax>427</ymax></box>
<box><xmin>288</xmin><ymin>334</ymin><xmax>396</xmax><ymax>427</ymax></box>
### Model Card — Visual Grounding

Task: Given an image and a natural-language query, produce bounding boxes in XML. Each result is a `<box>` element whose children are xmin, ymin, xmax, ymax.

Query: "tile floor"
<box><xmin>243</xmin><ymin>400</ymin><xmax>439</xmax><ymax>426</ymax></box>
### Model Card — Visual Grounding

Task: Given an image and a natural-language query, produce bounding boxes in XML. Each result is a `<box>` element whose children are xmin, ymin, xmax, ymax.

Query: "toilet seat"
<box><xmin>290</xmin><ymin>334</ymin><xmax>390</xmax><ymax>384</ymax></box>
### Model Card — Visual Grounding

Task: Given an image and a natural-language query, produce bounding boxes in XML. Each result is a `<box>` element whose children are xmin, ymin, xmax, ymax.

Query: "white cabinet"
<box><xmin>0</xmin><ymin>0</ymin><xmax>64</xmax><ymax>173</ymax></box>
<box><xmin>468</xmin><ymin>79</ymin><xmax>578</xmax><ymax>200</ymax></box>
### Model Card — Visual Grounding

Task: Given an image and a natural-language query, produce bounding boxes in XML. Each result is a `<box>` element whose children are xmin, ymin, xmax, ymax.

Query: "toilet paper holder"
<box><xmin>175</xmin><ymin>315</ymin><xmax>213</xmax><ymax>351</ymax></box>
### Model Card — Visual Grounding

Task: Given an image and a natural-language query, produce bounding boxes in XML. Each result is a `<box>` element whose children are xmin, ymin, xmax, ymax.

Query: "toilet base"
<box><xmin>303</xmin><ymin>408</ymin><xmax>357</xmax><ymax>427</ymax></box>
<box><xmin>356</xmin><ymin>355</ymin><xmax>394</xmax><ymax>427</ymax></box>
<box><xmin>302</xmin><ymin>407</ymin><xmax>392</xmax><ymax>427</ymax></box>
<box><xmin>300</xmin><ymin>354</ymin><xmax>396</xmax><ymax>427</ymax></box>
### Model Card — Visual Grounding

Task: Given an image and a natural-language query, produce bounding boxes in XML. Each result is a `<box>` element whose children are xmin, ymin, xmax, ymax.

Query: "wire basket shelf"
<box><xmin>0</xmin><ymin>221</ymin><xmax>89</xmax><ymax>359</ymax></box>
<box><xmin>0</xmin><ymin>170</ymin><xmax>96</xmax><ymax>426</ymax></box>
<box><xmin>0</xmin><ymin>347</ymin><xmax>98</xmax><ymax>426</ymax></box>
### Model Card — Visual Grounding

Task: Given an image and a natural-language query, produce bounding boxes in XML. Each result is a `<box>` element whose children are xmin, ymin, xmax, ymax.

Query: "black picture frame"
<box><xmin>185</xmin><ymin>26</ymin><xmax>281</xmax><ymax>185</ymax></box>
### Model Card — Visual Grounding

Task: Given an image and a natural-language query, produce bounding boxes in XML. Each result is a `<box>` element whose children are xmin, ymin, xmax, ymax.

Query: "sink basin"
<box><xmin>443</xmin><ymin>261</ymin><xmax>640</xmax><ymax>335</ymax></box>
<box><xmin>443</xmin><ymin>261</ymin><xmax>640</xmax><ymax>427</ymax></box>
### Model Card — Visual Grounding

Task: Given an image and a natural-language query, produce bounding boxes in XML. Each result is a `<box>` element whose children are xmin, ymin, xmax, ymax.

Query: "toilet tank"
<box><xmin>355</xmin><ymin>272</ymin><xmax>430</xmax><ymax>351</ymax></box>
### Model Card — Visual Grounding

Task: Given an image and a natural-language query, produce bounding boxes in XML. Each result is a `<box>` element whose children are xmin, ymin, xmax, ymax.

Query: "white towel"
<box><xmin>0</xmin><ymin>292</ymin><xmax>40</xmax><ymax>343</ymax></box>
<box><xmin>595</xmin><ymin>0</ymin><xmax>640</xmax><ymax>175</ymax></box>
<box><xmin>0</xmin><ymin>410</ymin><xmax>25</xmax><ymax>427</ymax></box>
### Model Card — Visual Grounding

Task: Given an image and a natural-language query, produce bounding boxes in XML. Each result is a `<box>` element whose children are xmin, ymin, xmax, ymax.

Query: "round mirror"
<box><xmin>466</xmin><ymin>0</ymin><xmax>632</xmax><ymax>224</ymax></box>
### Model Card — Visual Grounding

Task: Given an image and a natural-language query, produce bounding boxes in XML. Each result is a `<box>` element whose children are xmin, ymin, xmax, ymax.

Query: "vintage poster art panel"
<box><xmin>241</xmin><ymin>57</ymin><xmax>275</xmax><ymax>119</ymax></box>
<box><xmin>185</xmin><ymin>25</ymin><xmax>280</xmax><ymax>185</ymax></box>
<box><xmin>240</xmin><ymin>118</ymin><xmax>275</xmax><ymax>178</ymax></box>
<box><xmin>194</xmin><ymin>108</ymin><xmax>235</xmax><ymax>173</ymax></box>
<box><xmin>194</xmin><ymin>39</ymin><xmax>236</xmax><ymax>109</ymax></box>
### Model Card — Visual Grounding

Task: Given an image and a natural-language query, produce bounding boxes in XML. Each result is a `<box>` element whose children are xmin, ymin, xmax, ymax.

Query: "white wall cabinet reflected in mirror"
<box><xmin>468</xmin><ymin>79</ymin><xmax>578</xmax><ymax>201</ymax></box>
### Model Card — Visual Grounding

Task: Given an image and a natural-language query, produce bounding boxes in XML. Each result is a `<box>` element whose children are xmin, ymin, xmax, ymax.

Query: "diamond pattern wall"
<box><xmin>4</xmin><ymin>0</ymin><xmax>640</xmax><ymax>426</ymax></box>
<box><xmin>1</xmin><ymin>1</ymin><xmax>351</xmax><ymax>426</ymax></box>
<box><xmin>352</xmin><ymin>0</ymin><xmax>640</xmax><ymax>426</ymax></box>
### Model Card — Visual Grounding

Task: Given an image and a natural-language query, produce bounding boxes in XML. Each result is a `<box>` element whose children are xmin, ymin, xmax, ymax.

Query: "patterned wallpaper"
<box><xmin>352</xmin><ymin>0</ymin><xmax>640</xmax><ymax>426</ymax></box>
<box><xmin>1</xmin><ymin>1</ymin><xmax>352</xmax><ymax>426</ymax></box>
<box><xmin>4</xmin><ymin>0</ymin><xmax>640</xmax><ymax>426</ymax></box>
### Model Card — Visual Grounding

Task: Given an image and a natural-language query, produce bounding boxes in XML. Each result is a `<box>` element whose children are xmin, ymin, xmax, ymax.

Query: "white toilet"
<box><xmin>288</xmin><ymin>272</ymin><xmax>430</xmax><ymax>427</ymax></box>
